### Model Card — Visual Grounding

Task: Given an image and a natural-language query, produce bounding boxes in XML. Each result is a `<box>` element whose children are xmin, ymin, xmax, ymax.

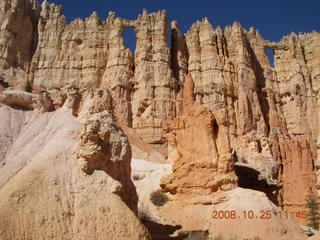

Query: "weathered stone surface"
<box><xmin>0</xmin><ymin>0</ymin><xmax>39</xmax><ymax>85</ymax></box>
<box><xmin>0</xmin><ymin>89</ymin><xmax>150</xmax><ymax>240</ymax></box>
<box><xmin>0</xmin><ymin>0</ymin><xmax>319</xmax><ymax>225</ymax></box>
<box><xmin>31</xmin><ymin>3</ymin><xmax>106</xmax><ymax>89</ymax></box>
<box><xmin>161</xmin><ymin>75</ymin><xmax>237</xmax><ymax>203</ymax></box>
<box><xmin>159</xmin><ymin>188</ymin><xmax>306</xmax><ymax>240</ymax></box>
<box><xmin>209</xmin><ymin>188</ymin><xmax>306</xmax><ymax>239</ymax></box>
<box><xmin>77</xmin><ymin>89</ymin><xmax>138</xmax><ymax>211</ymax></box>
<box><xmin>129</xmin><ymin>10</ymin><xmax>178</xmax><ymax>144</ymax></box>
<box><xmin>0</xmin><ymin>89</ymin><xmax>53</xmax><ymax>111</ymax></box>
<box><xmin>269</xmin><ymin>32</ymin><xmax>320</xmax><ymax>220</ymax></box>
<box><xmin>181</xmin><ymin>20</ymin><xmax>319</xmax><ymax>221</ymax></box>
<box><xmin>25</xmin><ymin>5</ymin><xmax>179</xmax><ymax>144</ymax></box>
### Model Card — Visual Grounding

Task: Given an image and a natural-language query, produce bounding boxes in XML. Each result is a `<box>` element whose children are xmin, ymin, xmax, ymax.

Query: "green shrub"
<box><xmin>138</xmin><ymin>211</ymin><xmax>151</xmax><ymax>223</ymax></box>
<box><xmin>183</xmin><ymin>231</ymin><xmax>210</xmax><ymax>240</ymax></box>
<box><xmin>213</xmin><ymin>235</ymin><xmax>224</xmax><ymax>240</ymax></box>
<box><xmin>181</xmin><ymin>232</ymin><xmax>242</xmax><ymax>240</ymax></box>
<box><xmin>150</xmin><ymin>190</ymin><xmax>168</xmax><ymax>206</ymax></box>
<box><xmin>25</xmin><ymin>81</ymin><xmax>32</xmax><ymax>93</ymax></box>
<box><xmin>243</xmin><ymin>237</ymin><xmax>261</xmax><ymax>240</ymax></box>
<box><xmin>132</xmin><ymin>174</ymin><xmax>141</xmax><ymax>181</ymax></box>
<box><xmin>305</xmin><ymin>187</ymin><xmax>320</xmax><ymax>230</ymax></box>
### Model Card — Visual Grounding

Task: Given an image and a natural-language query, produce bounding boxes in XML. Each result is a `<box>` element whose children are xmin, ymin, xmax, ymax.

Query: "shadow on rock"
<box><xmin>0</xmin><ymin>75</ymin><xmax>10</xmax><ymax>88</ymax></box>
<box><xmin>235</xmin><ymin>164</ymin><xmax>280</xmax><ymax>205</ymax></box>
<box><xmin>140</xmin><ymin>218</ymin><xmax>182</xmax><ymax>240</ymax></box>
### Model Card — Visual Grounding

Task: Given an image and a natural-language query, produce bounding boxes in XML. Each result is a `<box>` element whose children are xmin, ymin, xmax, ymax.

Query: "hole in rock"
<box><xmin>256</xmin><ymin>140</ymin><xmax>262</xmax><ymax>153</ymax></box>
<box><xmin>234</xmin><ymin>164</ymin><xmax>280</xmax><ymax>205</ymax></box>
<box><xmin>122</xmin><ymin>27</ymin><xmax>136</xmax><ymax>56</ymax></box>
<box><xmin>279</xmin><ymin>164</ymin><xmax>283</xmax><ymax>174</ymax></box>
<box><xmin>295</xmin><ymin>84</ymin><xmax>301</xmax><ymax>94</ymax></box>
<box><xmin>265</xmin><ymin>47</ymin><xmax>275</xmax><ymax>67</ymax></box>
<box><xmin>74</xmin><ymin>39</ymin><xmax>83</xmax><ymax>45</ymax></box>
<box><xmin>139</xmin><ymin>216</ymin><xmax>182</xmax><ymax>240</ymax></box>
<box><xmin>212</xmin><ymin>119</ymin><xmax>219</xmax><ymax>140</ymax></box>
<box><xmin>0</xmin><ymin>75</ymin><xmax>9</xmax><ymax>88</ymax></box>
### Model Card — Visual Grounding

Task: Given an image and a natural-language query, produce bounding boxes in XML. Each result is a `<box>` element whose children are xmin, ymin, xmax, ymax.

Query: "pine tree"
<box><xmin>305</xmin><ymin>187</ymin><xmax>320</xmax><ymax>230</ymax></box>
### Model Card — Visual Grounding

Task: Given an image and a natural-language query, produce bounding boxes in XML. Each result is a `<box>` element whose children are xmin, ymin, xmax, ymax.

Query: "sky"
<box><xmin>45</xmin><ymin>0</ymin><xmax>319</xmax><ymax>54</ymax></box>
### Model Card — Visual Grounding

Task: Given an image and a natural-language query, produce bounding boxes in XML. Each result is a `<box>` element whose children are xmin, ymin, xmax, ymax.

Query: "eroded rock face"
<box><xmin>29</xmin><ymin>5</ymin><xmax>178</xmax><ymax>144</ymax></box>
<box><xmin>180</xmin><ymin>21</ymin><xmax>320</xmax><ymax>221</ymax></box>
<box><xmin>0</xmin><ymin>89</ymin><xmax>53</xmax><ymax>111</ymax></box>
<box><xmin>0</xmin><ymin>0</ymin><xmax>319</xmax><ymax>224</ymax></box>
<box><xmin>161</xmin><ymin>75</ymin><xmax>237</xmax><ymax>204</ymax></box>
<box><xmin>0</xmin><ymin>0</ymin><xmax>39</xmax><ymax>85</ymax></box>
<box><xmin>76</xmin><ymin>89</ymin><xmax>138</xmax><ymax>211</ymax></box>
<box><xmin>0</xmin><ymin>89</ymin><xmax>150</xmax><ymax>240</ymax></box>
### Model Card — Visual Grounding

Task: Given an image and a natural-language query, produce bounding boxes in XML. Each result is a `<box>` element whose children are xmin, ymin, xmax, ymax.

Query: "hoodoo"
<box><xmin>0</xmin><ymin>0</ymin><xmax>319</xmax><ymax>239</ymax></box>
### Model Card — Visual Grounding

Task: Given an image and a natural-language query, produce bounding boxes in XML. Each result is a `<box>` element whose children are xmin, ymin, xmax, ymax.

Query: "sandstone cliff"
<box><xmin>158</xmin><ymin>75</ymin><xmax>307</xmax><ymax>239</ymax></box>
<box><xmin>1</xmin><ymin>0</ymin><xmax>319</xmax><ymax>231</ymax></box>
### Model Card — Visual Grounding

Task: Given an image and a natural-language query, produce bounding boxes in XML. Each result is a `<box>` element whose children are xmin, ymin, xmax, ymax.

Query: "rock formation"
<box><xmin>0</xmin><ymin>89</ymin><xmax>150</xmax><ymax>240</ymax></box>
<box><xmin>161</xmin><ymin>75</ymin><xmax>237</xmax><ymax>204</ymax></box>
<box><xmin>29</xmin><ymin>4</ymin><xmax>178</xmax><ymax>145</ymax></box>
<box><xmin>0</xmin><ymin>89</ymin><xmax>53</xmax><ymax>111</ymax></box>
<box><xmin>177</xmin><ymin>21</ymin><xmax>320</xmax><ymax>221</ymax></box>
<box><xmin>0</xmin><ymin>0</ymin><xmax>319</xmax><ymax>234</ymax></box>
<box><xmin>0</xmin><ymin>0</ymin><xmax>39</xmax><ymax>85</ymax></box>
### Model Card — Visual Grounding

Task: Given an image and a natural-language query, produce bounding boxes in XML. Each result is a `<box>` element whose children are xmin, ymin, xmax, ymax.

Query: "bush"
<box><xmin>132</xmin><ymin>174</ymin><xmax>141</xmax><ymax>181</ymax></box>
<box><xmin>25</xmin><ymin>81</ymin><xmax>32</xmax><ymax>93</ymax></box>
<box><xmin>150</xmin><ymin>190</ymin><xmax>168</xmax><ymax>206</ymax></box>
<box><xmin>213</xmin><ymin>235</ymin><xmax>224</xmax><ymax>240</ymax></box>
<box><xmin>183</xmin><ymin>231</ymin><xmax>210</xmax><ymax>240</ymax></box>
<box><xmin>138</xmin><ymin>211</ymin><xmax>151</xmax><ymax>223</ymax></box>
<box><xmin>181</xmin><ymin>232</ymin><xmax>242</xmax><ymax>240</ymax></box>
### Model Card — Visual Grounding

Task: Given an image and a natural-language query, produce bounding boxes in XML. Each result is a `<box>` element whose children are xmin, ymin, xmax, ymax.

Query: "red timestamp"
<box><xmin>212</xmin><ymin>210</ymin><xmax>291</xmax><ymax>220</ymax></box>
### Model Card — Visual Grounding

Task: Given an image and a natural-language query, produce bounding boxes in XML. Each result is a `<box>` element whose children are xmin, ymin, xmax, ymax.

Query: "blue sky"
<box><xmin>45</xmin><ymin>0</ymin><xmax>319</xmax><ymax>53</ymax></box>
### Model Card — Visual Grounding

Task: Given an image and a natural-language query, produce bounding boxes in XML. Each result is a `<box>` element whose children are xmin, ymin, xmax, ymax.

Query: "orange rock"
<box><xmin>0</xmin><ymin>0</ymin><xmax>319</xmax><ymax>231</ymax></box>
<box><xmin>161</xmin><ymin>75</ymin><xmax>237</xmax><ymax>203</ymax></box>
<box><xmin>182</xmin><ymin>74</ymin><xmax>195</xmax><ymax>113</ymax></box>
